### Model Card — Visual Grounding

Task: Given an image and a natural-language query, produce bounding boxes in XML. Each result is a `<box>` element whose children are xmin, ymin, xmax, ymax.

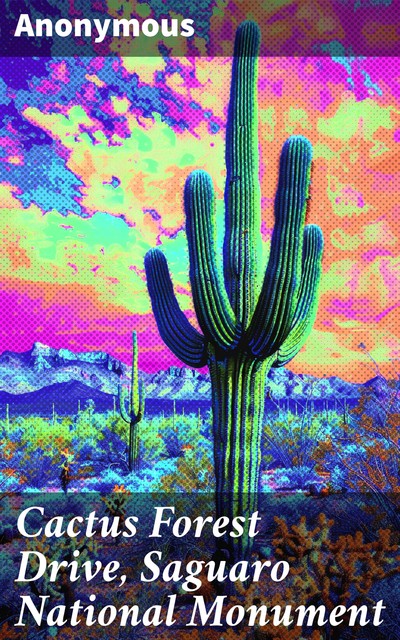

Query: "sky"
<box><xmin>0</xmin><ymin>52</ymin><xmax>400</xmax><ymax>381</ymax></box>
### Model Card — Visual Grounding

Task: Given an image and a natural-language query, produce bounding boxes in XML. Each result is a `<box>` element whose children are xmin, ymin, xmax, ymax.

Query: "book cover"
<box><xmin>0</xmin><ymin>1</ymin><xmax>399</xmax><ymax>638</ymax></box>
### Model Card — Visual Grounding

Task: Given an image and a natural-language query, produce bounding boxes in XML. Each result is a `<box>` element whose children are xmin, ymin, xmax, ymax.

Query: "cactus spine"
<box><xmin>145</xmin><ymin>22</ymin><xmax>323</xmax><ymax>562</ymax></box>
<box><xmin>118</xmin><ymin>331</ymin><xmax>145</xmax><ymax>472</ymax></box>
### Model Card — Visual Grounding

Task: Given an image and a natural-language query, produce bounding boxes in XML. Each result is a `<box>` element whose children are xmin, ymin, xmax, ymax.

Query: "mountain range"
<box><xmin>0</xmin><ymin>342</ymin><xmax>379</xmax><ymax>416</ymax></box>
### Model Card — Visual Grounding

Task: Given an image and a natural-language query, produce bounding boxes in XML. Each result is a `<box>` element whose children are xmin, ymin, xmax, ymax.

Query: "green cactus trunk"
<box><xmin>119</xmin><ymin>331</ymin><xmax>145</xmax><ymax>473</ymax></box>
<box><xmin>128</xmin><ymin>419</ymin><xmax>140</xmax><ymax>473</ymax></box>
<box><xmin>210</xmin><ymin>352</ymin><xmax>270</xmax><ymax>558</ymax></box>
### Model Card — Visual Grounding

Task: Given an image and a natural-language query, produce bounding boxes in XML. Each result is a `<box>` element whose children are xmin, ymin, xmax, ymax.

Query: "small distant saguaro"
<box><xmin>118</xmin><ymin>331</ymin><xmax>145</xmax><ymax>472</ymax></box>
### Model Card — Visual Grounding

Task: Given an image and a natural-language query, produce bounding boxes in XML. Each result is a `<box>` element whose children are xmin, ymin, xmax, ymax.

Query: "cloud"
<box><xmin>1</xmin><ymin>56</ymin><xmax>400</xmax><ymax>380</ymax></box>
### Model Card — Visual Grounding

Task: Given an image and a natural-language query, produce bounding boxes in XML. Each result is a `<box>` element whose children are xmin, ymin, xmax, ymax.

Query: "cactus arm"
<box><xmin>224</xmin><ymin>21</ymin><xmax>262</xmax><ymax>327</ymax></box>
<box><xmin>273</xmin><ymin>224</ymin><xmax>324</xmax><ymax>367</ymax></box>
<box><xmin>247</xmin><ymin>135</ymin><xmax>313</xmax><ymax>359</ymax></box>
<box><xmin>139</xmin><ymin>378</ymin><xmax>145</xmax><ymax>418</ymax></box>
<box><xmin>185</xmin><ymin>170</ymin><xmax>238</xmax><ymax>348</ymax></box>
<box><xmin>118</xmin><ymin>382</ymin><xmax>131</xmax><ymax>424</ymax></box>
<box><xmin>145</xmin><ymin>248</ymin><xmax>207</xmax><ymax>368</ymax></box>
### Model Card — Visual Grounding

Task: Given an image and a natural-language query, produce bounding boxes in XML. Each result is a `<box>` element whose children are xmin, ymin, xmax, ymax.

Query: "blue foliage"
<box><xmin>0</xmin><ymin>551</ymin><xmax>15</xmax><ymax>603</ymax></box>
<box><xmin>82</xmin><ymin>468</ymin><xmax>128</xmax><ymax>493</ymax></box>
<box><xmin>272</xmin><ymin>466</ymin><xmax>321</xmax><ymax>490</ymax></box>
<box><xmin>329</xmin><ymin>464</ymin><xmax>348</xmax><ymax>491</ymax></box>
<box><xmin>22</xmin><ymin>447</ymin><xmax>55</xmax><ymax>489</ymax></box>
<box><xmin>161</xmin><ymin>428</ymin><xmax>184</xmax><ymax>459</ymax></box>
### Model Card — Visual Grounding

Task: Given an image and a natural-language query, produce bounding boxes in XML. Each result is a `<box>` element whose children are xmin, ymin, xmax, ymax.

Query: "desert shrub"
<box><xmin>1</xmin><ymin>405</ymin><xmax>214</xmax><ymax>491</ymax></box>
<box><xmin>271</xmin><ymin>466</ymin><xmax>322</xmax><ymax>490</ymax></box>
<box><xmin>343</xmin><ymin>385</ymin><xmax>399</xmax><ymax>493</ymax></box>
<box><xmin>92</xmin><ymin>426</ymin><xmax>130</xmax><ymax>475</ymax></box>
<box><xmin>135</xmin><ymin>416</ymin><xmax>165</xmax><ymax>463</ymax></box>
<box><xmin>0</xmin><ymin>472</ymin><xmax>21</xmax><ymax>492</ymax></box>
<box><xmin>316</xmin><ymin>382</ymin><xmax>399</xmax><ymax>492</ymax></box>
<box><xmin>82</xmin><ymin>467</ymin><xmax>130</xmax><ymax>492</ymax></box>
<box><xmin>140</xmin><ymin>411</ymin><xmax>213</xmax><ymax>465</ymax></box>
<box><xmin>20</xmin><ymin>447</ymin><xmax>58</xmax><ymax>489</ymax></box>
<box><xmin>262</xmin><ymin>407</ymin><xmax>341</xmax><ymax>472</ymax></box>
<box><xmin>157</xmin><ymin>449</ymin><xmax>215</xmax><ymax>492</ymax></box>
<box><xmin>327</xmin><ymin>464</ymin><xmax>347</xmax><ymax>492</ymax></box>
<box><xmin>160</xmin><ymin>427</ymin><xmax>185</xmax><ymax>458</ymax></box>
<box><xmin>73</xmin><ymin>401</ymin><xmax>107</xmax><ymax>444</ymax></box>
<box><xmin>271</xmin><ymin>513</ymin><xmax>399</xmax><ymax>639</ymax></box>
<box><xmin>312</xmin><ymin>375</ymin><xmax>400</xmax><ymax>531</ymax></box>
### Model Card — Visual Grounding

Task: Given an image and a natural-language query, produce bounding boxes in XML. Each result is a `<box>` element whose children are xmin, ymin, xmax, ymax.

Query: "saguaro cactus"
<box><xmin>145</xmin><ymin>22</ymin><xmax>323</xmax><ymax>561</ymax></box>
<box><xmin>119</xmin><ymin>331</ymin><xmax>145</xmax><ymax>472</ymax></box>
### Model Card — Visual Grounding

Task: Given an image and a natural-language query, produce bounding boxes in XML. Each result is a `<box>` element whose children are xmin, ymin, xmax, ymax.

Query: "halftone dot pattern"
<box><xmin>0</xmin><ymin>17</ymin><xmax>399</xmax><ymax>640</ymax></box>
<box><xmin>2</xmin><ymin>0</ymin><xmax>399</xmax><ymax>56</ymax></box>
<box><xmin>1</xmin><ymin>54</ymin><xmax>399</xmax><ymax>383</ymax></box>
<box><xmin>0</xmin><ymin>39</ymin><xmax>398</xmax><ymax>488</ymax></box>
<box><xmin>0</xmin><ymin>51</ymin><xmax>398</xmax><ymax>503</ymax></box>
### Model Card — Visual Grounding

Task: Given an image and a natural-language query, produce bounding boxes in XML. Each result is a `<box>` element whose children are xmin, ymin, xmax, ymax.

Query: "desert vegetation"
<box><xmin>0</xmin><ymin>367</ymin><xmax>399</xmax><ymax>637</ymax></box>
<box><xmin>0</xmin><ymin>365</ymin><xmax>398</xmax><ymax>499</ymax></box>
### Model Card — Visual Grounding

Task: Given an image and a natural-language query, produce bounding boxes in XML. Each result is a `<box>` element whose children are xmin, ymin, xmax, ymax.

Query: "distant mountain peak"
<box><xmin>31</xmin><ymin>341</ymin><xmax>52</xmax><ymax>353</ymax></box>
<box><xmin>0</xmin><ymin>342</ymin><xmax>368</xmax><ymax>410</ymax></box>
<box><xmin>0</xmin><ymin>342</ymin><xmax>126</xmax><ymax>377</ymax></box>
